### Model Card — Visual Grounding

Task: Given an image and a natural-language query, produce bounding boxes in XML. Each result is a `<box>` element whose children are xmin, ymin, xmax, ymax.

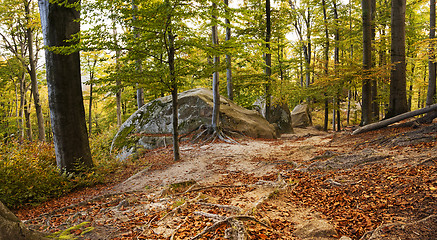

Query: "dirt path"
<box><xmin>22</xmin><ymin>125</ymin><xmax>437</xmax><ymax>240</ymax></box>
<box><xmin>108</xmin><ymin>127</ymin><xmax>332</xmax><ymax>194</ymax></box>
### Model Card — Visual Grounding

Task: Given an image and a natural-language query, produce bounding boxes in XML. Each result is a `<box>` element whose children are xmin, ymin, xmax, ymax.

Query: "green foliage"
<box><xmin>48</xmin><ymin>222</ymin><xmax>94</xmax><ymax>239</ymax></box>
<box><xmin>0</xmin><ymin>126</ymin><xmax>121</xmax><ymax>209</ymax></box>
<box><xmin>0</xmin><ymin>141</ymin><xmax>71</xmax><ymax>208</ymax></box>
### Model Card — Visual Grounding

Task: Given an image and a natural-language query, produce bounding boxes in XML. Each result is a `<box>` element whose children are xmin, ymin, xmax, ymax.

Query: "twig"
<box><xmin>170</xmin><ymin>216</ymin><xmax>189</xmax><ymax>240</ymax></box>
<box><xmin>194</xmin><ymin>202</ymin><xmax>242</xmax><ymax>213</ymax></box>
<box><xmin>190</xmin><ymin>215</ymin><xmax>270</xmax><ymax>240</ymax></box>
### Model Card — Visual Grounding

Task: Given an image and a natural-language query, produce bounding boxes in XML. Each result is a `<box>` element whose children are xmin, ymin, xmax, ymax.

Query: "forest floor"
<box><xmin>15</xmin><ymin>122</ymin><xmax>437</xmax><ymax>240</ymax></box>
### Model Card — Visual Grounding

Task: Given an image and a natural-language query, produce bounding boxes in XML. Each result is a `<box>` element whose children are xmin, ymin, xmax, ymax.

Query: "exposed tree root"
<box><xmin>182</xmin><ymin>124</ymin><xmax>243</xmax><ymax>144</ymax></box>
<box><xmin>194</xmin><ymin>202</ymin><xmax>242</xmax><ymax>213</ymax></box>
<box><xmin>190</xmin><ymin>215</ymin><xmax>269</xmax><ymax>240</ymax></box>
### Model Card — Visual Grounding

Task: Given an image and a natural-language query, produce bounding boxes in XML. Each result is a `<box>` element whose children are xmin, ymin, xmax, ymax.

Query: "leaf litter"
<box><xmin>15</xmin><ymin>124</ymin><xmax>437</xmax><ymax>239</ymax></box>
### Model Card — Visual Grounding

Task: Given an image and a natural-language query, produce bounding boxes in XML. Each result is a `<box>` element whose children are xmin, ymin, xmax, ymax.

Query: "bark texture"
<box><xmin>212</xmin><ymin>2</ymin><xmax>220</xmax><ymax>131</ymax></box>
<box><xmin>38</xmin><ymin>0</ymin><xmax>93</xmax><ymax>172</ymax></box>
<box><xmin>427</xmin><ymin>0</ymin><xmax>437</xmax><ymax>107</ymax></box>
<box><xmin>224</xmin><ymin>0</ymin><xmax>233</xmax><ymax>101</ymax></box>
<box><xmin>361</xmin><ymin>0</ymin><xmax>373</xmax><ymax>125</ymax></box>
<box><xmin>387</xmin><ymin>0</ymin><xmax>408</xmax><ymax>118</ymax></box>
<box><xmin>265</xmin><ymin>0</ymin><xmax>272</xmax><ymax>121</ymax></box>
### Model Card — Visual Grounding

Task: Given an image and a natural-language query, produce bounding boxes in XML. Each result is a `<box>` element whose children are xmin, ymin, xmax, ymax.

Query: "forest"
<box><xmin>0</xmin><ymin>0</ymin><xmax>436</xmax><ymax>239</ymax></box>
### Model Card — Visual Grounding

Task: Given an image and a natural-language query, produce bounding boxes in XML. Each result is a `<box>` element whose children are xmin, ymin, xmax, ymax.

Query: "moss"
<box><xmin>48</xmin><ymin>222</ymin><xmax>94</xmax><ymax>239</ymax></box>
<box><xmin>112</xmin><ymin>124</ymin><xmax>136</xmax><ymax>150</ymax></box>
<box><xmin>112</xmin><ymin>100</ymin><xmax>166</xmax><ymax>150</ymax></box>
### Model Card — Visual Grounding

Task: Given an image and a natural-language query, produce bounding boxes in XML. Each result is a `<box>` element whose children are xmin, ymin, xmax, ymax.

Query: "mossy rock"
<box><xmin>111</xmin><ymin>88</ymin><xmax>276</xmax><ymax>160</ymax></box>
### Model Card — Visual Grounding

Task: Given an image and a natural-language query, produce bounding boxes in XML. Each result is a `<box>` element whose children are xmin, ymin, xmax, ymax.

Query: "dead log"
<box><xmin>352</xmin><ymin>103</ymin><xmax>437</xmax><ymax>135</ymax></box>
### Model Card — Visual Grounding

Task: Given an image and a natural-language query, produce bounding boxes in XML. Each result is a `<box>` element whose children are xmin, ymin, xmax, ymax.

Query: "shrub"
<box><xmin>0</xmin><ymin>126</ymin><xmax>121</xmax><ymax>209</ymax></box>
<box><xmin>0</xmin><ymin>141</ymin><xmax>72</xmax><ymax>208</ymax></box>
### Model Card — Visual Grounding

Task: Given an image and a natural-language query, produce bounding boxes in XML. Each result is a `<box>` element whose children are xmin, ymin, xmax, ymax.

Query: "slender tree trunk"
<box><xmin>332</xmin><ymin>98</ymin><xmax>336</xmax><ymax>131</ymax></box>
<box><xmin>19</xmin><ymin>73</ymin><xmax>26</xmax><ymax>139</ymax></box>
<box><xmin>132</xmin><ymin>0</ymin><xmax>143</xmax><ymax>109</ymax></box>
<box><xmin>347</xmin><ymin>0</ymin><xmax>353</xmax><ymax>125</ymax></box>
<box><xmin>334</xmin><ymin>0</ymin><xmax>341</xmax><ymax>131</ymax></box>
<box><xmin>265</xmin><ymin>0</ymin><xmax>272</xmax><ymax>121</ymax></box>
<box><xmin>25</xmin><ymin>1</ymin><xmax>45</xmax><ymax>141</ymax></box>
<box><xmin>24</xmin><ymin>98</ymin><xmax>32</xmax><ymax>141</ymax></box>
<box><xmin>88</xmin><ymin>59</ymin><xmax>97</xmax><ymax>135</ymax></box>
<box><xmin>168</xmin><ymin>24</ymin><xmax>180</xmax><ymax>161</ymax></box>
<box><xmin>88</xmin><ymin>83</ymin><xmax>93</xmax><ymax>134</ymax></box>
<box><xmin>324</xmin><ymin>99</ymin><xmax>329</xmax><ymax>131</ymax></box>
<box><xmin>322</xmin><ymin>0</ymin><xmax>330</xmax><ymax>131</ymax></box>
<box><xmin>224</xmin><ymin>0</ymin><xmax>233</xmax><ymax>101</ymax></box>
<box><xmin>38</xmin><ymin>0</ymin><xmax>93</xmax><ymax>173</ymax></box>
<box><xmin>116</xmin><ymin>80</ymin><xmax>122</xmax><ymax>126</ymax></box>
<box><xmin>112</xmin><ymin>8</ymin><xmax>122</xmax><ymax>127</ymax></box>
<box><xmin>212</xmin><ymin>2</ymin><xmax>220</xmax><ymax>131</ymax></box>
<box><xmin>387</xmin><ymin>0</ymin><xmax>408</xmax><ymax>118</ymax></box>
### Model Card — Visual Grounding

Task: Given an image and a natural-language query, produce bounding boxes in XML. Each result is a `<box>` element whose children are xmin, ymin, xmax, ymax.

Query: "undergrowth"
<box><xmin>0</xmin><ymin>126</ymin><xmax>122</xmax><ymax>209</ymax></box>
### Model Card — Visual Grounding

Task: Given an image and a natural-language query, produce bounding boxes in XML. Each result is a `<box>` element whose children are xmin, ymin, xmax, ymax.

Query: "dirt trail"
<box><xmin>109</xmin><ymin>127</ymin><xmax>332</xmax><ymax>193</ymax></box>
<box><xmin>23</xmin><ymin>125</ymin><xmax>437</xmax><ymax>240</ymax></box>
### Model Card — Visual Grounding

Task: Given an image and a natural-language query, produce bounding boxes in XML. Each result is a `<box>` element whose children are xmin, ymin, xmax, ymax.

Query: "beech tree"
<box><xmin>361</xmin><ymin>0</ymin><xmax>373</xmax><ymax>125</ymax></box>
<box><xmin>428</xmin><ymin>0</ymin><xmax>437</xmax><ymax>107</ymax></box>
<box><xmin>224</xmin><ymin>0</ymin><xmax>233</xmax><ymax>101</ymax></box>
<box><xmin>38</xmin><ymin>0</ymin><xmax>93</xmax><ymax>172</ymax></box>
<box><xmin>387</xmin><ymin>0</ymin><xmax>408</xmax><ymax>118</ymax></box>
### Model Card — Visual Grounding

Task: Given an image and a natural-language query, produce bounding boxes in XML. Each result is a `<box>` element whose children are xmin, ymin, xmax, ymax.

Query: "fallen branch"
<box><xmin>194</xmin><ymin>202</ymin><xmax>242</xmax><ymax>213</ymax></box>
<box><xmin>190</xmin><ymin>215</ymin><xmax>270</xmax><ymax>240</ymax></box>
<box><xmin>352</xmin><ymin>103</ymin><xmax>437</xmax><ymax>135</ymax></box>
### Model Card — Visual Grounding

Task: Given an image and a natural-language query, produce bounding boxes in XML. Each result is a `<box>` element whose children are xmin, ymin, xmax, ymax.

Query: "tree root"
<box><xmin>194</xmin><ymin>202</ymin><xmax>242</xmax><ymax>213</ymax></box>
<box><xmin>190</xmin><ymin>215</ymin><xmax>269</xmax><ymax>240</ymax></box>
<box><xmin>182</xmin><ymin>124</ymin><xmax>243</xmax><ymax>145</ymax></box>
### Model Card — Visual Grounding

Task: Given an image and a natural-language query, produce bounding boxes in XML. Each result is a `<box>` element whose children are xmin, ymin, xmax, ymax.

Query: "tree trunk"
<box><xmin>0</xmin><ymin>201</ymin><xmax>48</xmax><ymax>240</ymax></box>
<box><xmin>387</xmin><ymin>0</ymin><xmax>408</xmax><ymax>118</ymax></box>
<box><xmin>38</xmin><ymin>0</ymin><xmax>93</xmax><ymax>173</ymax></box>
<box><xmin>425</xmin><ymin>0</ymin><xmax>437</xmax><ymax>121</ymax></box>
<box><xmin>25</xmin><ymin>1</ymin><xmax>45</xmax><ymax>142</ymax></box>
<box><xmin>224</xmin><ymin>0</ymin><xmax>233</xmax><ymax>101</ymax></box>
<box><xmin>264</xmin><ymin>0</ymin><xmax>272</xmax><ymax>121</ymax></box>
<box><xmin>87</xmin><ymin>58</ymin><xmax>97</xmax><ymax>135</ymax></box>
<box><xmin>324</xmin><ymin>98</ymin><xmax>329</xmax><ymax>131</ymax></box>
<box><xmin>352</xmin><ymin>103</ymin><xmax>437</xmax><ymax>135</ymax></box>
<box><xmin>19</xmin><ymin>73</ymin><xmax>26</xmax><ymax>139</ymax></box>
<box><xmin>211</xmin><ymin>2</ymin><xmax>220</xmax><ymax>131</ymax></box>
<box><xmin>168</xmin><ymin>24</ymin><xmax>180</xmax><ymax>162</ymax></box>
<box><xmin>131</xmin><ymin>0</ymin><xmax>143</xmax><ymax>109</ymax></box>
<box><xmin>334</xmin><ymin>0</ymin><xmax>341</xmax><ymax>131</ymax></box>
<box><xmin>88</xmin><ymin>83</ymin><xmax>93</xmax><ymax>135</ymax></box>
<box><xmin>112</xmin><ymin>10</ymin><xmax>122</xmax><ymax>127</ymax></box>
<box><xmin>361</xmin><ymin>0</ymin><xmax>373</xmax><ymax>125</ymax></box>
<box><xmin>322</xmin><ymin>0</ymin><xmax>329</xmax><ymax>131</ymax></box>
<box><xmin>24</xmin><ymin>98</ymin><xmax>32</xmax><ymax>141</ymax></box>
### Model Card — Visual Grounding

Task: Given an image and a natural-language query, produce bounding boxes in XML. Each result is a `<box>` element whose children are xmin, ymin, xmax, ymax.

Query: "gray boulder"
<box><xmin>111</xmin><ymin>88</ymin><xmax>277</xmax><ymax>158</ymax></box>
<box><xmin>291</xmin><ymin>103</ymin><xmax>312</xmax><ymax>128</ymax></box>
<box><xmin>253</xmin><ymin>98</ymin><xmax>293</xmax><ymax>134</ymax></box>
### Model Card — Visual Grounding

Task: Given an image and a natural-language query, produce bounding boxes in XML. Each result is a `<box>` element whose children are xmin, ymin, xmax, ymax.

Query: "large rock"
<box><xmin>111</xmin><ymin>88</ymin><xmax>277</xmax><ymax>158</ymax></box>
<box><xmin>253</xmin><ymin>98</ymin><xmax>293</xmax><ymax>134</ymax></box>
<box><xmin>291</xmin><ymin>103</ymin><xmax>312</xmax><ymax>128</ymax></box>
<box><xmin>0</xmin><ymin>201</ymin><xmax>48</xmax><ymax>240</ymax></box>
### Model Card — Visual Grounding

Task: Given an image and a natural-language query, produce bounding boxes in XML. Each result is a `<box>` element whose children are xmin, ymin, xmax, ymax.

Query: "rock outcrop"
<box><xmin>111</xmin><ymin>88</ymin><xmax>277</xmax><ymax>159</ymax></box>
<box><xmin>253</xmin><ymin>99</ymin><xmax>293</xmax><ymax>134</ymax></box>
<box><xmin>291</xmin><ymin>103</ymin><xmax>312</xmax><ymax>128</ymax></box>
<box><xmin>0</xmin><ymin>201</ymin><xmax>48</xmax><ymax>240</ymax></box>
